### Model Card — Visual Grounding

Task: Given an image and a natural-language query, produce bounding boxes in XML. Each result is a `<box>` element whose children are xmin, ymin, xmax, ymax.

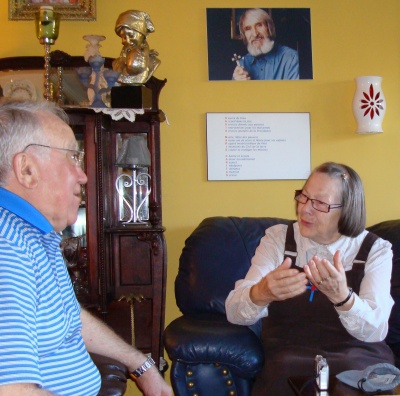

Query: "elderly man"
<box><xmin>0</xmin><ymin>99</ymin><xmax>172</xmax><ymax>396</ymax></box>
<box><xmin>233</xmin><ymin>8</ymin><xmax>299</xmax><ymax>80</ymax></box>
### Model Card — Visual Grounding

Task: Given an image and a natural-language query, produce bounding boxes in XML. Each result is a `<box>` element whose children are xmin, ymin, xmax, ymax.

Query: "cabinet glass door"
<box><xmin>114</xmin><ymin>133</ymin><xmax>151</xmax><ymax>225</ymax></box>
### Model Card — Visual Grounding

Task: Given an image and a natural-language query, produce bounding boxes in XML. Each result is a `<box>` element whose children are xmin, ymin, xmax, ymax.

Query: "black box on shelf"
<box><xmin>111</xmin><ymin>85</ymin><xmax>152</xmax><ymax>109</ymax></box>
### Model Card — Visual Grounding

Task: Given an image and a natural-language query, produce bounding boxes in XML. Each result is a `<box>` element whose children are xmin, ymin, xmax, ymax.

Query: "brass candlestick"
<box><xmin>34</xmin><ymin>6</ymin><xmax>60</xmax><ymax>101</ymax></box>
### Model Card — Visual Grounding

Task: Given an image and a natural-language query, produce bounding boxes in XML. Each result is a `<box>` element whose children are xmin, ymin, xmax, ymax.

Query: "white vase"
<box><xmin>83</xmin><ymin>34</ymin><xmax>106</xmax><ymax>62</ymax></box>
<box><xmin>82</xmin><ymin>35</ymin><xmax>108</xmax><ymax>106</ymax></box>
<box><xmin>352</xmin><ymin>76</ymin><xmax>386</xmax><ymax>134</ymax></box>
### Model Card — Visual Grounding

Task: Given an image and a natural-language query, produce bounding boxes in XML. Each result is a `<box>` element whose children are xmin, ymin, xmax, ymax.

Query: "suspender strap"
<box><xmin>351</xmin><ymin>231</ymin><xmax>378</xmax><ymax>294</ymax></box>
<box><xmin>284</xmin><ymin>221</ymin><xmax>297</xmax><ymax>265</ymax></box>
<box><xmin>353</xmin><ymin>232</ymin><xmax>379</xmax><ymax>264</ymax></box>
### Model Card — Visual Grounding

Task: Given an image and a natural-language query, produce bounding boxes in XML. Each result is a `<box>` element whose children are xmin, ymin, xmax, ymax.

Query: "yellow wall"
<box><xmin>2</xmin><ymin>1</ymin><xmax>400</xmax><ymax>394</ymax></box>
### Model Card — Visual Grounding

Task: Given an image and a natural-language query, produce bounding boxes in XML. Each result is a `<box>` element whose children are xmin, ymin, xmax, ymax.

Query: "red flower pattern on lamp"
<box><xmin>360</xmin><ymin>84</ymin><xmax>384</xmax><ymax>120</ymax></box>
<box><xmin>352</xmin><ymin>76</ymin><xmax>386</xmax><ymax>134</ymax></box>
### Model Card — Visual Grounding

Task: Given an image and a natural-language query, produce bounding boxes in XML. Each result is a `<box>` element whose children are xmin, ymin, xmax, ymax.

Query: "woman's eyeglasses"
<box><xmin>294</xmin><ymin>190</ymin><xmax>343</xmax><ymax>213</ymax></box>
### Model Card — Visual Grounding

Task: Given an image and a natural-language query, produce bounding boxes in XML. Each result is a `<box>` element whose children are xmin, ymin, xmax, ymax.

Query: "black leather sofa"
<box><xmin>91</xmin><ymin>353</ymin><xmax>128</xmax><ymax>396</ymax></box>
<box><xmin>163</xmin><ymin>217</ymin><xmax>400</xmax><ymax>396</ymax></box>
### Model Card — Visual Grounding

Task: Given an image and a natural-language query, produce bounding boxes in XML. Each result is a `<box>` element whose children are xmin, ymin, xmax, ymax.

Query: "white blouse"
<box><xmin>225</xmin><ymin>222</ymin><xmax>394</xmax><ymax>342</ymax></box>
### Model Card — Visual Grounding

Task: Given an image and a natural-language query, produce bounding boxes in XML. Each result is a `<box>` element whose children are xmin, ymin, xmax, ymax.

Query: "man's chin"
<box><xmin>247</xmin><ymin>40</ymin><xmax>275</xmax><ymax>57</ymax></box>
<box><xmin>248</xmin><ymin>47</ymin><xmax>264</xmax><ymax>57</ymax></box>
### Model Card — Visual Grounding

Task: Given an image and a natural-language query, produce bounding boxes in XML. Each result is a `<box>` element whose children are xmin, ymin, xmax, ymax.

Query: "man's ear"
<box><xmin>12</xmin><ymin>152</ymin><xmax>40</xmax><ymax>189</ymax></box>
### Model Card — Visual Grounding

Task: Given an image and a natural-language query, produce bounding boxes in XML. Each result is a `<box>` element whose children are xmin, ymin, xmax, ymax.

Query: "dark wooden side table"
<box><xmin>289</xmin><ymin>375</ymin><xmax>399</xmax><ymax>395</ymax></box>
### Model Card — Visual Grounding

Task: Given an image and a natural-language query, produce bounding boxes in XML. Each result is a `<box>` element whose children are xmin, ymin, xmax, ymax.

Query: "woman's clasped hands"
<box><xmin>250</xmin><ymin>251</ymin><xmax>354</xmax><ymax>310</ymax></box>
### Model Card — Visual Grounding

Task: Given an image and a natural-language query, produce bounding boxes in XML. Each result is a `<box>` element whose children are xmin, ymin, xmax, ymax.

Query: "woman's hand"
<box><xmin>250</xmin><ymin>257</ymin><xmax>308</xmax><ymax>306</ymax></box>
<box><xmin>304</xmin><ymin>251</ymin><xmax>354</xmax><ymax>309</ymax></box>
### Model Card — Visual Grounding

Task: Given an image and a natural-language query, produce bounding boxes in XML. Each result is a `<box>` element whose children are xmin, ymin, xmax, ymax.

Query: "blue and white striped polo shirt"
<box><xmin>0</xmin><ymin>188</ymin><xmax>101</xmax><ymax>395</ymax></box>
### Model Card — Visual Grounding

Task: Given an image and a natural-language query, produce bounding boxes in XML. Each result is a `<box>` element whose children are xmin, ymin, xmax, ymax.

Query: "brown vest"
<box><xmin>251</xmin><ymin>223</ymin><xmax>394</xmax><ymax>395</ymax></box>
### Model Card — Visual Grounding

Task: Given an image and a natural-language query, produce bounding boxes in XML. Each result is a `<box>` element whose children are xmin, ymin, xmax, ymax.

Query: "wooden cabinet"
<box><xmin>66</xmin><ymin>97</ymin><xmax>167</xmax><ymax>369</ymax></box>
<box><xmin>0</xmin><ymin>55</ymin><xmax>168</xmax><ymax>369</ymax></box>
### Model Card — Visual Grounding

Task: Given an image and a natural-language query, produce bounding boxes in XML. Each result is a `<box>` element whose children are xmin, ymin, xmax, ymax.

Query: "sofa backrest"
<box><xmin>367</xmin><ymin>220</ymin><xmax>400</xmax><ymax>346</ymax></box>
<box><xmin>175</xmin><ymin>216</ymin><xmax>400</xmax><ymax>348</ymax></box>
<box><xmin>175</xmin><ymin>216</ymin><xmax>291</xmax><ymax>315</ymax></box>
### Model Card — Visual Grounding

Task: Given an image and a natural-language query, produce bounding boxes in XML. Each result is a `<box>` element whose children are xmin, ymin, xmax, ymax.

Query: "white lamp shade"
<box><xmin>352</xmin><ymin>76</ymin><xmax>386</xmax><ymax>134</ymax></box>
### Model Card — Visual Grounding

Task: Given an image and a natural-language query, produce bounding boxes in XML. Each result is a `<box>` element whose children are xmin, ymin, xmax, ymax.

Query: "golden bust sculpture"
<box><xmin>112</xmin><ymin>10</ymin><xmax>161</xmax><ymax>85</ymax></box>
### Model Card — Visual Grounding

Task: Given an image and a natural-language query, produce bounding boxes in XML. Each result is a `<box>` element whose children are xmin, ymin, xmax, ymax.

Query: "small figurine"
<box><xmin>112</xmin><ymin>10</ymin><xmax>161</xmax><ymax>85</ymax></box>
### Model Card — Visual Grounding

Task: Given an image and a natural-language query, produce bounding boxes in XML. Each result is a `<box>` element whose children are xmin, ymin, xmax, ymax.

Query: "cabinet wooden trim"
<box><xmin>66</xmin><ymin>108</ymin><xmax>167</xmax><ymax>368</ymax></box>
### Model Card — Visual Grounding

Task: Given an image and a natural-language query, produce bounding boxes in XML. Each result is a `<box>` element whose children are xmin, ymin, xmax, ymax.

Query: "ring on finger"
<box><xmin>317</xmin><ymin>279</ymin><xmax>324</xmax><ymax>285</ymax></box>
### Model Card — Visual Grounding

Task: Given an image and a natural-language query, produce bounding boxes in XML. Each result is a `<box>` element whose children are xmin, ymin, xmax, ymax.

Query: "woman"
<box><xmin>225</xmin><ymin>162</ymin><xmax>394</xmax><ymax>395</ymax></box>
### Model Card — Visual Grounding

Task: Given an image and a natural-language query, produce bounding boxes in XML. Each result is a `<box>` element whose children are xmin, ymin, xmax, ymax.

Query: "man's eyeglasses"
<box><xmin>23</xmin><ymin>143</ymin><xmax>85</xmax><ymax>167</ymax></box>
<box><xmin>294</xmin><ymin>190</ymin><xmax>343</xmax><ymax>213</ymax></box>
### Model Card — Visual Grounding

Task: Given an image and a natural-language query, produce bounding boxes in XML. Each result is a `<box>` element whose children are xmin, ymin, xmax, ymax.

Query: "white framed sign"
<box><xmin>206</xmin><ymin>112</ymin><xmax>311</xmax><ymax>180</ymax></box>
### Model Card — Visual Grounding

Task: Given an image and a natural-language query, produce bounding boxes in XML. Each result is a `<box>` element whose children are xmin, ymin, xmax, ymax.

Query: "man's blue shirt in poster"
<box><xmin>239</xmin><ymin>43</ymin><xmax>299</xmax><ymax>80</ymax></box>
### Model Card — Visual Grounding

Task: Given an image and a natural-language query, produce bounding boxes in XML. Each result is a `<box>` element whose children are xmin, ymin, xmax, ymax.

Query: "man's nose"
<box><xmin>250</xmin><ymin>27</ymin><xmax>258</xmax><ymax>36</ymax></box>
<box><xmin>77</xmin><ymin>166</ymin><xmax>88</xmax><ymax>184</ymax></box>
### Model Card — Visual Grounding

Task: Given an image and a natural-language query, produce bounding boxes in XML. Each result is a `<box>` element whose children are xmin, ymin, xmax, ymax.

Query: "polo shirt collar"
<box><xmin>0</xmin><ymin>187</ymin><xmax>53</xmax><ymax>234</ymax></box>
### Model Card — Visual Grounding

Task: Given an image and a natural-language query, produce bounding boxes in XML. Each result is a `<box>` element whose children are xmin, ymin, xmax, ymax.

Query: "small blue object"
<box><xmin>306</xmin><ymin>283</ymin><xmax>318</xmax><ymax>302</ymax></box>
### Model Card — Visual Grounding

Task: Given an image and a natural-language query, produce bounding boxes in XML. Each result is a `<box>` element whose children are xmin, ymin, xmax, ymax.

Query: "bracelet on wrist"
<box><xmin>333</xmin><ymin>288</ymin><xmax>353</xmax><ymax>307</ymax></box>
<box><xmin>129</xmin><ymin>357</ymin><xmax>155</xmax><ymax>379</ymax></box>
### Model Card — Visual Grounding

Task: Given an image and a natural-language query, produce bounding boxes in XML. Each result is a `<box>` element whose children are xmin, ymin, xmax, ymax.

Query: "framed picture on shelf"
<box><xmin>8</xmin><ymin>0</ymin><xmax>96</xmax><ymax>21</ymax></box>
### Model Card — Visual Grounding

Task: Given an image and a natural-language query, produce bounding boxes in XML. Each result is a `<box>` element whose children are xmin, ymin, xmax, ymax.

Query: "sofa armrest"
<box><xmin>163</xmin><ymin>313</ymin><xmax>264</xmax><ymax>379</ymax></box>
<box><xmin>90</xmin><ymin>353</ymin><xmax>128</xmax><ymax>396</ymax></box>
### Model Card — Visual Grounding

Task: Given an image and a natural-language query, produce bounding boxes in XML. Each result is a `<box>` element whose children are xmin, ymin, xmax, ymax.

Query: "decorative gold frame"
<box><xmin>8</xmin><ymin>0</ymin><xmax>96</xmax><ymax>21</ymax></box>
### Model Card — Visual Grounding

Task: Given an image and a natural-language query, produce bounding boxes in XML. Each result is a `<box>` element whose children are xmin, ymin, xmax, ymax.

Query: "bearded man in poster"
<box><xmin>233</xmin><ymin>8</ymin><xmax>299</xmax><ymax>80</ymax></box>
